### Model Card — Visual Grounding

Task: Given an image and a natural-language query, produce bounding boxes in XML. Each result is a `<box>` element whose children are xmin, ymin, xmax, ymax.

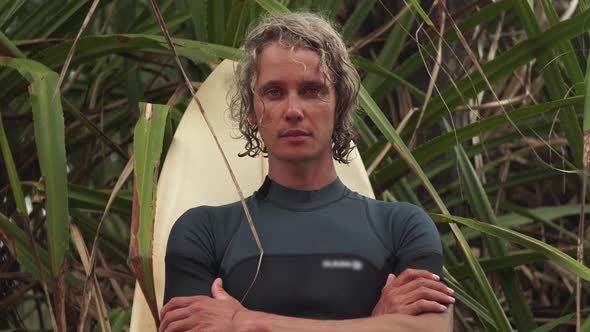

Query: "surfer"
<box><xmin>160</xmin><ymin>13</ymin><xmax>454</xmax><ymax>332</ymax></box>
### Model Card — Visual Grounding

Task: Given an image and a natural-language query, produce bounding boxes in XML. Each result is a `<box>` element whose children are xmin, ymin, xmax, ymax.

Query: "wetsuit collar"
<box><xmin>255</xmin><ymin>176</ymin><xmax>347</xmax><ymax>209</ymax></box>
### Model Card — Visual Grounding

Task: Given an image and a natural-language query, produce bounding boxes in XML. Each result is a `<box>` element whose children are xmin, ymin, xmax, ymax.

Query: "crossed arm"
<box><xmin>232</xmin><ymin>306</ymin><xmax>454</xmax><ymax>332</ymax></box>
<box><xmin>159</xmin><ymin>269</ymin><xmax>455</xmax><ymax>332</ymax></box>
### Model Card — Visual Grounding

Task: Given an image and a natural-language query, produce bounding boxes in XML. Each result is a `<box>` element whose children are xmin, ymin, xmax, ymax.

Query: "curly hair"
<box><xmin>229</xmin><ymin>13</ymin><xmax>360</xmax><ymax>164</ymax></box>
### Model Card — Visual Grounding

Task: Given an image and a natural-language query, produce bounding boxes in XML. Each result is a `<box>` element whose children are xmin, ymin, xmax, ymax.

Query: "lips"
<box><xmin>279</xmin><ymin>129</ymin><xmax>311</xmax><ymax>142</ymax></box>
<box><xmin>280</xmin><ymin>129</ymin><xmax>310</xmax><ymax>137</ymax></box>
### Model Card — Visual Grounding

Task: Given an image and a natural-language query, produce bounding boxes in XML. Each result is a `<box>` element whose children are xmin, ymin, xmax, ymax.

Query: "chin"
<box><xmin>278</xmin><ymin>154</ymin><xmax>315</xmax><ymax>162</ymax></box>
<box><xmin>271</xmin><ymin>151</ymin><xmax>317</xmax><ymax>163</ymax></box>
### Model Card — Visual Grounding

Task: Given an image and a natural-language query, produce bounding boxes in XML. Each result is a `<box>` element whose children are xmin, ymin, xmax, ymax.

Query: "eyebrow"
<box><xmin>300</xmin><ymin>80</ymin><xmax>327</xmax><ymax>87</ymax></box>
<box><xmin>258</xmin><ymin>80</ymin><xmax>328</xmax><ymax>90</ymax></box>
<box><xmin>258</xmin><ymin>81</ymin><xmax>286</xmax><ymax>90</ymax></box>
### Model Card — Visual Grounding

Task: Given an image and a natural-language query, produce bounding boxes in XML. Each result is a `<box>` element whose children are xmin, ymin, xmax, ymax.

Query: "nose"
<box><xmin>284</xmin><ymin>94</ymin><xmax>304</xmax><ymax>122</ymax></box>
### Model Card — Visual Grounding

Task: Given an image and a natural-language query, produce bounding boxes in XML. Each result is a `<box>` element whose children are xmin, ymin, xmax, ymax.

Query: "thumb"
<box><xmin>385</xmin><ymin>273</ymin><xmax>396</xmax><ymax>287</ymax></box>
<box><xmin>211</xmin><ymin>278</ymin><xmax>230</xmax><ymax>300</ymax></box>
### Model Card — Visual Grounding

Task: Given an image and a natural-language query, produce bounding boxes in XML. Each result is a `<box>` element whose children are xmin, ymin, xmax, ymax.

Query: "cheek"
<box><xmin>251</xmin><ymin>97</ymin><xmax>265</xmax><ymax>123</ymax></box>
<box><xmin>247</xmin><ymin>111</ymin><xmax>257</xmax><ymax>126</ymax></box>
<box><xmin>326</xmin><ymin>109</ymin><xmax>337</xmax><ymax>136</ymax></box>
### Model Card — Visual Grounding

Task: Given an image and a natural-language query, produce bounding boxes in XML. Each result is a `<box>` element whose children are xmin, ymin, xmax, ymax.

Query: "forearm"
<box><xmin>235</xmin><ymin>306</ymin><xmax>453</xmax><ymax>332</ymax></box>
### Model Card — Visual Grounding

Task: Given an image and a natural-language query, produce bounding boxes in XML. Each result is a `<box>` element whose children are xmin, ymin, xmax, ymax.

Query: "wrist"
<box><xmin>233</xmin><ymin>309</ymin><xmax>268</xmax><ymax>332</ymax></box>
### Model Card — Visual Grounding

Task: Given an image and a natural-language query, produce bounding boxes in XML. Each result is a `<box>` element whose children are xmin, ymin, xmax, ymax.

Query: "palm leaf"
<box><xmin>128</xmin><ymin>102</ymin><xmax>170</xmax><ymax>326</ymax></box>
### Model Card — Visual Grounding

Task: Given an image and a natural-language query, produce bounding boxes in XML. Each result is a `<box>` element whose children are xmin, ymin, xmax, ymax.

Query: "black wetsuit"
<box><xmin>164</xmin><ymin>177</ymin><xmax>442</xmax><ymax>319</ymax></box>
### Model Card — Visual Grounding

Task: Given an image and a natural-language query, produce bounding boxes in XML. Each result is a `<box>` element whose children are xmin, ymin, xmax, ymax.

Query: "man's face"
<box><xmin>251</xmin><ymin>42</ymin><xmax>337</xmax><ymax>164</ymax></box>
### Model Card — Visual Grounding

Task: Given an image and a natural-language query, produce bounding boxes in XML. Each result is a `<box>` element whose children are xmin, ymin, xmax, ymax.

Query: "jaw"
<box><xmin>266</xmin><ymin>150</ymin><xmax>338</xmax><ymax>190</ymax></box>
<box><xmin>267</xmin><ymin>145</ymin><xmax>334</xmax><ymax>170</ymax></box>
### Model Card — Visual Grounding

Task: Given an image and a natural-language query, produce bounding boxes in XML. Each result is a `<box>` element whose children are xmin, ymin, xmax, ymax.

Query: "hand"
<box><xmin>371</xmin><ymin>269</ymin><xmax>455</xmax><ymax>316</ymax></box>
<box><xmin>159</xmin><ymin>278</ymin><xmax>246</xmax><ymax>332</ymax></box>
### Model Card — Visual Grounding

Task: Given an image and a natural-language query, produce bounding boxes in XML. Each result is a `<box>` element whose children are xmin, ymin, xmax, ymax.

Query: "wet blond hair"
<box><xmin>230</xmin><ymin>13</ymin><xmax>360</xmax><ymax>163</ymax></box>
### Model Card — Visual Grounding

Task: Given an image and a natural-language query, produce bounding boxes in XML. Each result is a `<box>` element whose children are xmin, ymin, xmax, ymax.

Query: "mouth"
<box><xmin>280</xmin><ymin>129</ymin><xmax>310</xmax><ymax>137</ymax></box>
<box><xmin>280</xmin><ymin>129</ymin><xmax>311</xmax><ymax>142</ymax></box>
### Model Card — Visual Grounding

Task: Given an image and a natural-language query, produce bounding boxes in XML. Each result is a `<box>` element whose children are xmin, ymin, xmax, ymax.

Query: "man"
<box><xmin>161</xmin><ymin>13</ymin><xmax>454</xmax><ymax>332</ymax></box>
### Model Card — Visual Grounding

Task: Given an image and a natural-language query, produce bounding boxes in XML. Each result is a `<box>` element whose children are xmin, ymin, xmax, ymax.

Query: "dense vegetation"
<box><xmin>0</xmin><ymin>0</ymin><xmax>589</xmax><ymax>331</ymax></box>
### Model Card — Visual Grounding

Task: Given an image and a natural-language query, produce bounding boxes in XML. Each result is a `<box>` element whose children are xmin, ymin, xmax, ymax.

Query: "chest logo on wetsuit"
<box><xmin>321</xmin><ymin>259</ymin><xmax>364</xmax><ymax>271</ymax></box>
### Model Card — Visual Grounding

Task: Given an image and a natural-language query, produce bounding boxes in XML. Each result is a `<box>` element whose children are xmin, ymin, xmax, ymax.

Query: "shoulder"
<box><xmin>172</xmin><ymin>201</ymin><xmax>244</xmax><ymax>230</ymax></box>
<box><xmin>388</xmin><ymin>201</ymin><xmax>433</xmax><ymax>224</ymax></box>
<box><xmin>348</xmin><ymin>192</ymin><xmax>440</xmax><ymax>251</ymax></box>
<box><xmin>166</xmin><ymin>201</ymin><xmax>245</xmax><ymax>255</ymax></box>
<box><xmin>170</xmin><ymin>205</ymin><xmax>214</xmax><ymax>235</ymax></box>
<box><xmin>347</xmin><ymin>192</ymin><xmax>430</xmax><ymax>224</ymax></box>
<box><xmin>389</xmin><ymin>202</ymin><xmax>439</xmax><ymax>242</ymax></box>
<box><xmin>386</xmin><ymin>202</ymin><xmax>441</xmax><ymax>256</ymax></box>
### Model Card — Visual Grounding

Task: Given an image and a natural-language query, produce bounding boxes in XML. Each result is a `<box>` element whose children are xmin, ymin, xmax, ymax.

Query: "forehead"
<box><xmin>255</xmin><ymin>43</ymin><xmax>325</xmax><ymax>83</ymax></box>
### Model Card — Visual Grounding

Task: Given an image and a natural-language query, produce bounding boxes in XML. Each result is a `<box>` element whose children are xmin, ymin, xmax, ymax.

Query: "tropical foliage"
<box><xmin>0</xmin><ymin>0</ymin><xmax>589</xmax><ymax>331</ymax></box>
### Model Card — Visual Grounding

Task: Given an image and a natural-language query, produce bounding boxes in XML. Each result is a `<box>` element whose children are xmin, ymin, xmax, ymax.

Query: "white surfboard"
<box><xmin>129</xmin><ymin>59</ymin><xmax>375</xmax><ymax>331</ymax></box>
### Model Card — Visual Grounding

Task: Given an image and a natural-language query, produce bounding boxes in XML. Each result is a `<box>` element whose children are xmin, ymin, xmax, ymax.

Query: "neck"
<box><xmin>267</xmin><ymin>154</ymin><xmax>337</xmax><ymax>190</ymax></box>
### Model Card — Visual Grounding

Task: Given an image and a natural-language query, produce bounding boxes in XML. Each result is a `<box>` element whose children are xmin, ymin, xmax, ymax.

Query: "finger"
<box><xmin>402</xmin><ymin>285</ymin><xmax>455</xmax><ymax>306</ymax></box>
<box><xmin>211</xmin><ymin>278</ymin><xmax>231</xmax><ymax>301</ymax></box>
<box><xmin>393</xmin><ymin>268</ymin><xmax>440</xmax><ymax>287</ymax></box>
<box><xmin>398</xmin><ymin>278</ymin><xmax>455</xmax><ymax>297</ymax></box>
<box><xmin>405</xmin><ymin>299</ymin><xmax>448</xmax><ymax>315</ymax></box>
<box><xmin>160</xmin><ymin>298</ymin><xmax>185</xmax><ymax>320</ymax></box>
<box><xmin>380</xmin><ymin>274</ymin><xmax>396</xmax><ymax>293</ymax></box>
<box><xmin>162</xmin><ymin>319</ymin><xmax>191</xmax><ymax>332</ymax></box>
<box><xmin>385</xmin><ymin>273</ymin><xmax>396</xmax><ymax>287</ymax></box>
<box><xmin>160</xmin><ymin>306</ymin><xmax>191</xmax><ymax>332</ymax></box>
<box><xmin>160</xmin><ymin>296</ymin><xmax>204</xmax><ymax>319</ymax></box>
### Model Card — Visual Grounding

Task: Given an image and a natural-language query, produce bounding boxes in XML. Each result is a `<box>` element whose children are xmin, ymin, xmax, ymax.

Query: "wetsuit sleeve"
<box><xmin>393</xmin><ymin>203</ymin><xmax>443</xmax><ymax>277</ymax></box>
<box><xmin>164</xmin><ymin>207</ymin><xmax>217</xmax><ymax>304</ymax></box>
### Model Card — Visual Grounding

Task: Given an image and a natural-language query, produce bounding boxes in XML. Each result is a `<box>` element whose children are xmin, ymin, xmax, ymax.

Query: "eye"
<box><xmin>264</xmin><ymin>87</ymin><xmax>283</xmax><ymax>99</ymax></box>
<box><xmin>302</xmin><ymin>86</ymin><xmax>322</xmax><ymax>98</ymax></box>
